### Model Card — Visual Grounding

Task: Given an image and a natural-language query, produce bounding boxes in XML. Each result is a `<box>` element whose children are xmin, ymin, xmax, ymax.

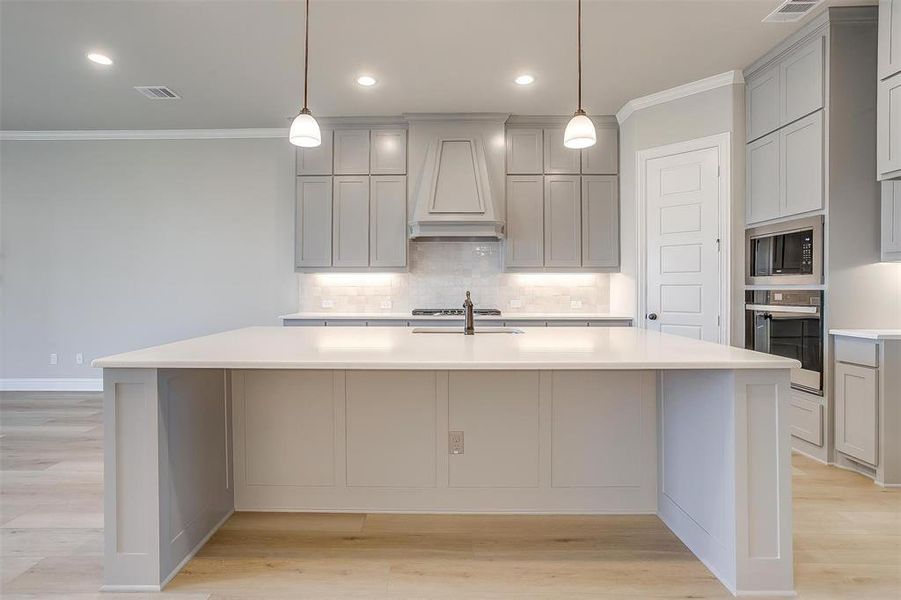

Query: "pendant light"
<box><xmin>563</xmin><ymin>0</ymin><xmax>596</xmax><ymax>149</ymax></box>
<box><xmin>290</xmin><ymin>0</ymin><xmax>322</xmax><ymax>147</ymax></box>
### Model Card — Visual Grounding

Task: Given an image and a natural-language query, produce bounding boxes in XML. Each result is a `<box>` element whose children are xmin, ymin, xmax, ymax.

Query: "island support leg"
<box><xmin>102</xmin><ymin>368</ymin><xmax>234</xmax><ymax>591</ymax></box>
<box><xmin>657</xmin><ymin>369</ymin><xmax>793</xmax><ymax>597</ymax></box>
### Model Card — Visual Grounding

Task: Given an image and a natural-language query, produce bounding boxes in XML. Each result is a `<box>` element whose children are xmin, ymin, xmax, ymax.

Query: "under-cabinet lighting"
<box><xmin>86</xmin><ymin>52</ymin><xmax>113</xmax><ymax>66</ymax></box>
<box><xmin>511</xmin><ymin>273</ymin><xmax>598</xmax><ymax>287</ymax></box>
<box><xmin>312</xmin><ymin>273</ymin><xmax>397</xmax><ymax>287</ymax></box>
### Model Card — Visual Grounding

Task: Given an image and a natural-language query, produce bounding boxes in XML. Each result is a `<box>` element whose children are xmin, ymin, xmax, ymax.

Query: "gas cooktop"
<box><xmin>412</xmin><ymin>308</ymin><xmax>502</xmax><ymax>316</ymax></box>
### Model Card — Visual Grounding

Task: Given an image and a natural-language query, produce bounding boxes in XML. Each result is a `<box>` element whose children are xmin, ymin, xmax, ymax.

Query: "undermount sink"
<box><xmin>412</xmin><ymin>327</ymin><xmax>524</xmax><ymax>334</ymax></box>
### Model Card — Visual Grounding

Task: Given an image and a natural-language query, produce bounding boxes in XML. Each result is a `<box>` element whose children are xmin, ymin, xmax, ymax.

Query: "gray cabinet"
<box><xmin>295</xmin><ymin>177</ymin><xmax>333</xmax><ymax>267</ymax></box>
<box><xmin>334</xmin><ymin>129</ymin><xmax>371</xmax><ymax>175</ymax></box>
<box><xmin>879</xmin><ymin>0</ymin><xmax>901</xmax><ymax>80</ymax></box>
<box><xmin>882</xmin><ymin>181</ymin><xmax>901</xmax><ymax>261</ymax></box>
<box><xmin>543</xmin><ymin>128</ymin><xmax>581</xmax><ymax>174</ymax></box>
<box><xmin>544</xmin><ymin>175</ymin><xmax>582</xmax><ymax>267</ymax></box>
<box><xmin>506</xmin><ymin>128</ymin><xmax>543</xmax><ymax>174</ymax></box>
<box><xmin>780</xmin><ymin>111</ymin><xmax>824</xmax><ymax>217</ymax></box>
<box><xmin>296</xmin><ymin>130</ymin><xmax>333</xmax><ymax>175</ymax></box>
<box><xmin>780</xmin><ymin>36</ymin><xmax>824</xmax><ymax>125</ymax></box>
<box><xmin>747</xmin><ymin>65</ymin><xmax>781</xmax><ymax>142</ymax></box>
<box><xmin>369</xmin><ymin>176</ymin><xmax>407</xmax><ymax>267</ymax></box>
<box><xmin>332</xmin><ymin>176</ymin><xmax>370</xmax><ymax>267</ymax></box>
<box><xmin>370</xmin><ymin>129</ymin><xmax>406</xmax><ymax>175</ymax></box>
<box><xmin>877</xmin><ymin>73</ymin><xmax>901</xmax><ymax>179</ymax></box>
<box><xmin>581</xmin><ymin>176</ymin><xmax>619</xmax><ymax>268</ymax></box>
<box><xmin>505</xmin><ymin>175</ymin><xmax>545</xmax><ymax>267</ymax></box>
<box><xmin>834</xmin><ymin>360</ymin><xmax>879</xmax><ymax>466</ymax></box>
<box><xmin>581</xmin><ymin>124</ymin><xmax>619</xmax><ymax>175</ymax></box>
<box><xmin>746</xmin><ymin>132</ymin><xmax>781</xmax><ymax>224</ymax></box>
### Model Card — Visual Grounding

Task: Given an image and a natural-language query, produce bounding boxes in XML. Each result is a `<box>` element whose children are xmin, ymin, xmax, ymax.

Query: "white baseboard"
<box><xmin>0</xmin><ymin>378</ymin><xmax>103</xmax><ymax>392</ymax></box>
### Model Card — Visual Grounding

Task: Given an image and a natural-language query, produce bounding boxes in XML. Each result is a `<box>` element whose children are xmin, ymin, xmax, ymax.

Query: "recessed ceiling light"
<box><xmin>86</xmin><ymin>52</ymin><xmax>113</xmax><ymax>66</ymax></box>
<box><xmin>514</xmin><ymin>74</ymin><xmax>535</xmax><ymax>86</ymax></box>
<box><xmin>356</xmin><ymin>75</ymin><xmax>377</xmax><ymax>87</ymax></box>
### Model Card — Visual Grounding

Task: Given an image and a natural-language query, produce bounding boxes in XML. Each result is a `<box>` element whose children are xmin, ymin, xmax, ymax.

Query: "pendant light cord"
<box><xmin>577</xmin><ymin>0</ymin><xmax>583</xmax><ymax>113</ymax></box>
<box><xmin>303</xmin><ymin>0</ymin><xmax>310</xmax><ymax>112</ymax></box>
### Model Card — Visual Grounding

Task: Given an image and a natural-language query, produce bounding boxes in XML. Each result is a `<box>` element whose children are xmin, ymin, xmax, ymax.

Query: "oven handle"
<box><xmin>745</xmin><ymin>304</ymin><xmax>819</xmax><ymax>315</ymax></box>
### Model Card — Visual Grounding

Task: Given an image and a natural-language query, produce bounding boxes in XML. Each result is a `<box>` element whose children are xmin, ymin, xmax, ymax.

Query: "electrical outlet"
<box><xmin>321</xmin><ymin>299</ymin><xmax>334</xmax><ymax>309</ymax></box>
<box><xmin>449</xmin><ymin>431</ymin><xmax>464</xmax><ymax>455</ymax></box>
<box><xmin>570</xmin><ymin>299</ymin><xmax>583</xmax><ymax>309</ymax></box>
<box><xmin>49</xmin><ymin>353</ymin><xmax>58</xmax><ymax>366</ymax></box>
<box><xmin>509</xmin><ymin>298</ymin><xmax>523</xmax><ymax>309</ymax></box>
<box><xmin>75</xmin><ymin>353</ymin><xmax>84</xmax><ymax>365</ymax></box>
<box><xmin>380</xmin><ymin>299</ymin><xmax>392</xmax><ymax>309</ymax></box>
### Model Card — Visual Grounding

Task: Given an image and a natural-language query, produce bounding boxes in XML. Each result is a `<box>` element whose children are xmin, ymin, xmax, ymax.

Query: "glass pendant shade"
<box><xmin>563</xmin><ymin>112</ymin><xmax>596</xmax><ymax>149</ymax></box>
<box><xmin>289</xmin><ymin>111</ymin><xmax>321</xmax><ymax>148</ymax></box>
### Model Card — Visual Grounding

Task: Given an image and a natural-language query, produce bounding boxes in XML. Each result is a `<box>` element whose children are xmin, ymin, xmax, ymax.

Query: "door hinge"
<box><xmin>717</xmin><ymin>165</ymin><xmax>721</xmax><ymax>177</ymax></box>
<box><xmin>717</xmin><ymin>315</ymin><xmax>721</xmax><ymax>327</ymax></box>
<box><xmin>716</xmin><ymin>238</ymin><xmax>721</xmax><ymax>252</ymax></box>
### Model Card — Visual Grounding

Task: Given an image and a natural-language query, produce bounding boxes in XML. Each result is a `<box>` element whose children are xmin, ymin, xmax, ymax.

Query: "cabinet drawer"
<box><xmin>789</xmin><ymin>391</ymin><xmax>823</xmax><ymax>447</ymax></box>
<box><xmin>834</xmin><ymin>337</ymin><xmax>879</xmax><ymax>368</ymax></box>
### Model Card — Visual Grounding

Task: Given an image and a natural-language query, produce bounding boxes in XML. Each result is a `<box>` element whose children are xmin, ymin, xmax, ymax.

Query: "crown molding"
<box><xmin>403</xmin><ymin>113</ymin><xmax>510</xmax><ymax>123</ymax></box>
<box><xmin>0</xmin><ymin>128</ymin><xmax>288</xmax><ymax>141</ymax></box>
<box><xmin>316</xmin><ymin>116</ymin><xmax>407</xmax><ymax>129</ymax></box>
<box><xmin>616</xmin><ymin>70</ymin><xmax>744</xmax><ymax>125</ymax></box>
<box><xmin>506</xmin><ymin>114</ymin><xmax>618</xmax><ymax>129</ymax></box>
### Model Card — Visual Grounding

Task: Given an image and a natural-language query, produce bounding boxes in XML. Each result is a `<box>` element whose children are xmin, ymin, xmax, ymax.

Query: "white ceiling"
<box><xmin>0</xmin><ymin>0</ymin><xmax>873</xmax><ymax>130</ymax></box>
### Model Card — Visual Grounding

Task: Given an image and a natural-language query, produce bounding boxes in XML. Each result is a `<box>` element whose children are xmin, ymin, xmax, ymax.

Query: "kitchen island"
<box><xmin>94</xmin><ymin>326</ymin><xmax>797</xmax><ymax>596</ymax></box>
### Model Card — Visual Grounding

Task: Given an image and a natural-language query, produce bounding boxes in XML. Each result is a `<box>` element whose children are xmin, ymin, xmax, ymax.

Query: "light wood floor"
<box><xmin>1</xmin><ymin>391</ymin><xmax>898</xmax><ymax>599</ymax></box>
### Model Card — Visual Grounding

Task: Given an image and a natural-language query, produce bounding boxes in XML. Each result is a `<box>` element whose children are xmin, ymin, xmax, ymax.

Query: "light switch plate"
<box><xmin>321</xmin><ymin>299</ymin><xmax>334</xmax><ymax>308</ymax></box>
<box><xmin>449</xmin><ymin>431</ymin><xmax>464</xmax><ymax>455</ymax></box>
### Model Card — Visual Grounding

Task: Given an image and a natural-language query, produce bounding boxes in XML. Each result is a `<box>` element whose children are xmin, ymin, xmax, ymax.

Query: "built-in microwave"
<box><xmin>746</xmin><ymin>216</ymin><xmax>823</xmax><ymax>286</ymax></box>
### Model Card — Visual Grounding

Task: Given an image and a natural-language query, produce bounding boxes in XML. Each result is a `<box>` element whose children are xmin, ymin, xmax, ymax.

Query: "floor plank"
<box><xmin>1</xmin><ymin>390</ymin><xmax>898</xmax><ymax>599</ymax></box>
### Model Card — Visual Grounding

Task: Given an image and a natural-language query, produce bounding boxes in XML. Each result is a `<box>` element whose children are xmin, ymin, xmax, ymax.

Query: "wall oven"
<box><xmin>745</xmin><ymin>290</ymin><xmax>824</xmax><ymax>394</ymax></box>
<box><xmin>746</xmin><ymin>216</ymin><xmax>823</xmax><ymax>286</ymax></box>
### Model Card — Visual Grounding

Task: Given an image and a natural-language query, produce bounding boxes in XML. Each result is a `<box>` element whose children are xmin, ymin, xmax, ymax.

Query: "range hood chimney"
<box><xmin>406</xmin><ymin>114</ymin><xmax>507</xmax><ymax>239</ymax></box>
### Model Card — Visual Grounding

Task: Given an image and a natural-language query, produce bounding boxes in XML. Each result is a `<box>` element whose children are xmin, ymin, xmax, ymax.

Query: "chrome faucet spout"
<box><xmin>463</xmin><ymin>291</ymin><xmax>475</xmax><ymax>335</ymax></box>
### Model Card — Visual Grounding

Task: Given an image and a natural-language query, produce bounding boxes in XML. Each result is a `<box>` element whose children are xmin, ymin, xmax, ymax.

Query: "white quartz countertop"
<box><xmin>279</xmin><ymin>312</ymin><xmax>632</xmax><ymax>321</ymax></box>
<box><xmin>829</xmin><ymin>329</ymin><xmax>901</xmax><ymax>340</ymax></box>
<box><xmin>93</xmin><ymin>326</ymin><xmax>797</xmax><ymax>370</ymax></box>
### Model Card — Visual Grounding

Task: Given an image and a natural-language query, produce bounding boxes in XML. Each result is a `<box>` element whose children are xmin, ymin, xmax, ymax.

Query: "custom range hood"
<box><xmin>406</xmin><ymin>114</ymin><xmax>507</xmax><ymax>239</ymax></box>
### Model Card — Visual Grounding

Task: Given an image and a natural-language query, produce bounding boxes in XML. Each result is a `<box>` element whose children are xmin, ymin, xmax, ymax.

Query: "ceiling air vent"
<box><xmin>762</xmin><ymin>0</ymin><xmax>824</xmax><ymax>23</ymax></box>
<box><xmin>134</xmin><ymin>86</ymin><xmax>181</xmax><ymax>99</ymax></box>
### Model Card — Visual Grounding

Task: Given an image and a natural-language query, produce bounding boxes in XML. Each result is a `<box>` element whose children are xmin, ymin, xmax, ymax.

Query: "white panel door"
<box><xmin>334</xmin><ymin>129</ymin><xmax>371</xmax><ymax>175</ymax></box>
<box><xmin>746</xmin><ymin>64</ymin><xmax>781</xmax><ymax>142</ymax></box>
<box><xmin>543</xmin><ymin>128</ymin><xmax>581</xmax><ymax>174</ymax></box>
<box><xmin>369</xmin><ymin>176</ymin><xmax>406</xmax><ymax>267</ymax></box>
<box><xmin>834</xmin><ymin>362</ymin><xmax>878</xmax><ymax>466</ymax></box>
<box><xmin>295</xmin><ymin>176</ymin><xmax>332</xmax><ymax>267</ymax></box>
<box><xmin>295</xmin><ymin>130</ymin><xmax>333</xmax><ymax>175</ymax></box>
<box><xmin>581</xmin><ymin>125</ymin><xmax>619</xmax><ymax>174</ymax></box>
<box><xmin>505</xmin><ymin>175</ymin><xmax>544</xmax><ymax>267</ymax></box>
<box><xmin>506</xmin><ymin>128</ymin><xmax>543</xmax><ymax>174</ymax></box>
<box><xmin>746</xmin><ymin>131</ymin><xmax>781</xmax><ymax>225</ymax></box>
<box><xmin>780</xmin><ymin>36</ymin><xmax>824</xmax><ymax>126</ymax></box>
<box><xmin>878</xmin><ymin>73</ymin><xmax>901</xmax><ymax>178</ymax></box>
<box><xmin>332</xmin><ymin>176</ymin><xmax>370</xmax><ymax>267</ymax></box>
<box><xmin>645</xmin><ymin>146</ymin><xmax>721</xmax><ymax>342</ymax></box>
<box><xmin>581</xmin><ymin>175</ymin><xmax>619</xmax><ymax>268</ymax></box>
<box><xmin>544</xmin><ymin>175</ymin><xmax>582</xmax><ymax>267</ymax></box>
<box><xmin>780</xmin><ymin>111</ymin><xmax>823</xmax><ymax>218</ymax></box>
<box><xmin>370</xmin><ymin>129</ymin><xmax>406</xmax><ymax>175</ymax></box>
<box><xmin>879</xmin><ymin>0</ymin><xmax>901</xmax><ymax>80</ymax></box>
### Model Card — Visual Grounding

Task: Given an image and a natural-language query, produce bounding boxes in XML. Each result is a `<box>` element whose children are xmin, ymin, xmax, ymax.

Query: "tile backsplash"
<box><xmin>298</xmin><ymin>242</ymin><xmax>611</xmax><ymax>314</ymax></box>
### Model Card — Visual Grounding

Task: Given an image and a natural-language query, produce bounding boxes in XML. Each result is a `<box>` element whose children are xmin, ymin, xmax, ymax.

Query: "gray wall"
<box><xmin>0</xmin><ymin>137</ymin><xmax>297</xmax><ymax>380</ymax></box>
<box><xmin>612</xmin><ymin>83</ymin><xmax>746</xmax><ymax>345</ymax></box>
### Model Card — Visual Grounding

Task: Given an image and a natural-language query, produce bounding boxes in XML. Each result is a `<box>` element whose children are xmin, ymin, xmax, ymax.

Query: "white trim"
<box><xmin>635</xmin><ymin>132</ymin><xmax>732</xmax><ymax>346</ymax></box>
<box><xmin>100</xmin><ymin>585</ymin><xmax>162</xmax><ymax>593</ymax></box>
<box><xmin>0</xmin><ymin>378</ymin><xmax>103</xmax><ymax>391</ymax></box>
<box><xmin>0</xmin><ymin>128</ymin><xmax>287</xmax><ymax>141</ymax></box>
<box><xmin>616</xmin><ymin>71</ymin><xmax>744</xmax><ymax>124</ymax></box>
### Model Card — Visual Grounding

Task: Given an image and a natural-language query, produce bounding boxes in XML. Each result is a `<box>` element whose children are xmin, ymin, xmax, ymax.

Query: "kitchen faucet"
<box><xmin>463</xmin><ymin>291</ymin><xmax>474</xmax><ymax>335</ymax></box>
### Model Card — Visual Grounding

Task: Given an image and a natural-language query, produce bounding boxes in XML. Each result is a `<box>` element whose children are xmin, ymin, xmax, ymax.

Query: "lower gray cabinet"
<box><xmin>834</xmin><ymin>360</ymin><xmax>878</xmax><ymax>466</ymax></box>
<box><xmin>295</xmin><ymin>177</ymin><xmax>333</xmax><ymax>267</ymax></box>
<box><xmin>581</xmin><ymin>175</ymin><xmax>619</xmax><ymax>268</ymax></box>
<box><xmin>332</xmin><ymin>176</ymin><xmax>370</xmax><ymax>267</ymax></box>
<box><xmin>369</xmin><ymin>176</ymin><xmax>407</xmax><ymax>267</ymax></box>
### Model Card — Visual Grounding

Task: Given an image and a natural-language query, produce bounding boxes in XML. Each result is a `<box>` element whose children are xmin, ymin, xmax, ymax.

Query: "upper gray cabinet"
<box><xmin>780</xmin><ymin>111</ymin><xmax>824</xmax><ymax>217</ymax></box>
<box><xmin>332</xmin><ymin>176</ymin><xmax>371</xmax><ymax>267</ymax></box>
<box><xmin>581</xmin><ymin>125</ymin><xmax>619</xmax><ymax>175</ymax></box>
<box><xmin>505</xmin><ymin>175</ymin><xmax>545</xmax><ymax>268</ymax></box>
<box><xmin>543</xmin><ymin>128</ymin><xmax>581</xmax><ymax>174</ymax></box>
<box><xmin>334</xmin><ymin>129</ymin><xmax>371</xmax><ymax>175</ymax></box>
<box><xmin>295</xmin><ymin>177</ymin><xmax>333</xmax><ymax>268</ymax></box>
<box><xmin>746</xmin><ymin>33</ymin><xmax>824</xmax><ymax>143</ymax></box>
<box><xmin>879</xmin><ymin>0</ymin><xmax>901</xmax><ymax>80</ymax></box>
<box><xmin>747</xmin><ymin>132</ymin><xmax>781</xmax><ymax>224</ymax></box>
<box><xmin>543</xmin><ymin>175</ymin><xmax>582</xmax><ymax>267</ymax></box>
<box><xmin>581</xmin><ymin>176</ymin><xmax>619</xmax><ymax>268</ymax></box>
<box><xmin>369</xmin><ymin>176</ymin><xmax>407</xmax><ymax>267</ymax></box>
<box><xmin>882</xmin><ymin>181</ymin><xmax>901</xmax><ymax>261</ymax></box>
<box><xmin>296</xmin><ymin>130</ymin><xmax>333</xmax><ymax>175</ymax></box>
<box><xmin>370</xmin><ymin>129</ymin><xmax>407</xmax><ymax>175</ymax></box>
<box><xmin>506</xmin><ymin>128</ymin><xmax>543</xmax><ymax>174</ymax></box>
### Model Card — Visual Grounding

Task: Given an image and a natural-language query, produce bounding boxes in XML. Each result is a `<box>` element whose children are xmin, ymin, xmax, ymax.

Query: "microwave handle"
<box><xmin>745</xmin><ymin>304</ymin><xmax>819</xmax><ymax>314</ymax></box>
